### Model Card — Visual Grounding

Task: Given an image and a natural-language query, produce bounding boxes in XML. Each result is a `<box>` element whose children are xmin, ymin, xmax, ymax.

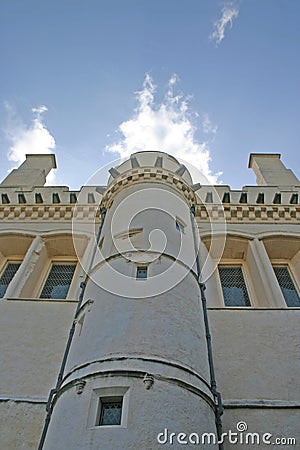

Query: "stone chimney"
<box><xmin>248</xmin><ymin>153</ymin><xmax>300</xmax><ymax>186</ymax></box>
<box><xmin>0</xmin><ymin>154</ymin><xmax>57</xmax><ymax>188</ymax></box>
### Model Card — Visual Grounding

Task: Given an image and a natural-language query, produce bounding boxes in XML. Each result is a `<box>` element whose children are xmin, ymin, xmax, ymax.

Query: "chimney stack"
<box><xmin>1</xmin><ymin>154</ymin><xmax>57</xmax><ymax>188</ymax></box>
<box><xmin>248</xmin><ymin>153</ymin><xmax>300</xmax><ymax>186</ymax></box>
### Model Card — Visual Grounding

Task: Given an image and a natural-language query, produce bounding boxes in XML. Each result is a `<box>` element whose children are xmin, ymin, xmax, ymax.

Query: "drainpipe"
<box><xmin>38</xmin><ymin>207</ymin><xmax>107</xmax><ymax>450</ymax></box>
<box><xmin>190</xmin><ymin>205</ymin><xmax>224</xmax><ymax>449</ymax></box>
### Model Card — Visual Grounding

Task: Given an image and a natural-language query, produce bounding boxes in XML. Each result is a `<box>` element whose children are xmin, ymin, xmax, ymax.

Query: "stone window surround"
<box><xmin>217</xmin><ymin>261</ymin><xmax>254</xmax><ymax>308</ymax></box>
<box><xmin>0</xmin><ymin>233</ymin><xmax>34</xmax><ymax>299</ymax></box>
<box><xmin>0</xmin><ymin>233</ymin><xmax>88</xmax><ymax>300</ymax></box>
<box><xmin>262</xmin><ymin>236</ymin><xmax>300</xmax><ymax>307</ymax></box>
<box><xmin>0</xmin><ymin>257</ymin><xmax>23</xmax><ymax>277</ymax></box>
<box><xmin>175</xmin><ymin>216</ymin><xmax>186</xmax><ymax>233</ymax></box>
<box><xmin>271</xmin><ymin>261</ymin><xmax>300</xmax><ymax>302</ymax></box>
<box><xmin>38</xmin><ymin>259</ymin><xmax>78</xmax><ymax>300</ymax></box>
<box><xmin>201</xmin><ymin>234</ymin><xmax>300</xmax><ymax>308</ymax></box>
<box><xmin>0</xmin><ymin>259</ymin><xmax>22</xmax><ymax>298</ymax></box>
<box><xmin>87</xmin><ymin>386</ymin><xmax>130</xmax><ymax>429</ymax></box>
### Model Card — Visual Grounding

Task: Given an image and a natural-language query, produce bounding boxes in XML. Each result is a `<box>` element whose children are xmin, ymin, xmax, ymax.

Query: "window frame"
<box><xmin>0</xmin><ymin>259</ymin><xmax>22</xmax><ymax>299</ymax></box>
<box><xmin>175</xmin><ymin>217</ymin><xmax>186</xmax><ymax>234</ymax></box>
<box><xmin>87</xmin><ymin>386</ymin><xmax>130</xmax><ymax>429</ymax></box>
<box><xmin>38</xmin><ymin>258</ymin><xmax>78</xmax><ymax>300</ymax></box>
<box><xmin>218</xmin><ymin>262</ymin><xmax>253</xmax><ymax>307</ymax></box>
<box><xmin>272</xmin><ymin>261</ymin><xmax>300</xmax><ymax>307</ymax></box>
<box><xmin>136</xmin><ymin>265</ymin><xmax>148</xmax><ymax>280</ymax></box>
<box><xmin>97</xmin><ymin>396</ymin><xmax>123</xmax><ymax>427</ymax></box>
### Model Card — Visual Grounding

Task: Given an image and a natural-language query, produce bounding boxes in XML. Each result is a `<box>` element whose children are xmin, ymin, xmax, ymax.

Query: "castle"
<box><xmin>0</xmin><ymin>151</ymin><xmax>299</xmax><ymax>449</ymax></box>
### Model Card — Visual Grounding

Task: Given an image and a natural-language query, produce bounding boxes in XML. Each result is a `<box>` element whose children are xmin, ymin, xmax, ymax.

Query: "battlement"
<box><xmin>0</xmin><ymin>152</ymin><xmax>299</xmax><ymax>224</ymax></box>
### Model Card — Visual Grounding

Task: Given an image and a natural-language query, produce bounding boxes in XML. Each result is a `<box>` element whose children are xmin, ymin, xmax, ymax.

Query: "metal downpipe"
<box><xmin>38</xmin><ymin>207</ymin><xmax>107</xmax><ymax>450</ymax></box>
<box><xmin>190</xmin><ymin>205</ymin><xmax>224</xmax><ymax>450</ymax></box>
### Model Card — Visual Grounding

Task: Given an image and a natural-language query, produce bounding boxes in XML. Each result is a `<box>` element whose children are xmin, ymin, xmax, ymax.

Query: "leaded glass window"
<box><xmin>0</xmin><ymin>262</ymin><xmax>21</xmax><ymax>298</ymax></box>
<box><xmin>273</xmin><ymin>266</ymin><xmax>300</xmax><ymax>307</ymax></box>
<box><xmin>40</xmin><ymin>263</ymin><xmax>76</xmax><ymax>299</ymax></box>
<box><xmin>219</xmin><ymin>266</ymin><xmax>251</xmax><ymax>307</ymax></box>
<box><xmin>99</xmin><ymin>397</ymin><xmax>123</xmax><ymax>426</ymax></box>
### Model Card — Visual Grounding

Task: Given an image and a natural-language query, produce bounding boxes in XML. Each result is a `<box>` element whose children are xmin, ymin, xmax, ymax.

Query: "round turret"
<box><xmin>44</xmin><ymin>151</ymin><xmax>218</xmax><ymax>450</ymax></box>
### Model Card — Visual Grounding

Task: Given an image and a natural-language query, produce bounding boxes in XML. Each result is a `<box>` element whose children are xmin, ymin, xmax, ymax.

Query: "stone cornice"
<box><xmin>101</xmin><ymin>167</ymin><xmax>196</xmax><ymax>208</ymax></box>
<box><xmin>0</xmin><ymin>205</ymin><xmax>101</xmax><ymax>221</ymax></box>
<box><xmin>0</xmin><ymin>202</ymin><xmax>299</xmax><ymax>223</ymax></box>
<box><xmin>196</xmin><ymin>204</ymin><xmax>300</xmax><ymax>222</ymax></box>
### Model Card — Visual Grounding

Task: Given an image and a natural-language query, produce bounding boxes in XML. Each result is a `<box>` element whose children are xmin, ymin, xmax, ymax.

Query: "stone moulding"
<box><xmin>0</xmin><ymin>205</ymin><xmax>100</xmax><ymax>221</ymax></box>
<box><xmin>54</xmin><ymin>369</ymin><xmax>216</xmax><ymax>411</ymax></box>
<box><xmin>0</xmin><ymin>203</ymin><xmax>299</xmax><ymax>222</ymax></box>
<box><xmin>223</xmin><ymin>399</ymin><xmax>300</xmax><ymax>409</ymax></box>
<box><xmin>101</xmin><ymin>167</ymin><xmax>196</xmax><ymax>208</ymax></box>
<box><xmin>0</xmin><ymin>396</ymin><xmax>47</xmax><ymax>404</ymax></box>
<box><xmin>196</xmin><ymin>204</ymin><xmax>300</xmax><ymax>221</ymax></box>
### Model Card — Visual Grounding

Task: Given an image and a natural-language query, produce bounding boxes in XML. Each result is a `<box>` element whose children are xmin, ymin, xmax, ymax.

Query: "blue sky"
<box><xmin>0</xmin><ymin>0</ymin><xmax>299</xmax><ymax>189</ymax></box>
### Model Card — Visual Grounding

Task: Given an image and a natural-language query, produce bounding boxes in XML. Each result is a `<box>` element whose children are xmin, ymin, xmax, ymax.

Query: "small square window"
<box><xmin>87</xmin><ymin>387</ymin><xmax>129</xmax><ymax>429</ymax></box>
<box><xmin>219</xmin><ymin>266</ymin><xmax>251</xmax><ymax>307</ymax></box>
<box><xmin>98</xmin><ymin>397</ymin><xmax>123</xmax><ymax>426</ymax></box>
<box><xmin>136</xmin><ymin>266</ymin><xmax>147</xmax><ymax>279</ymax></box>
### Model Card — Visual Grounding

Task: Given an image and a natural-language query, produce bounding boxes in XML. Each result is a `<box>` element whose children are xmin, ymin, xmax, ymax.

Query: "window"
<box><xmin>40</xmin><ymin>263</ymin><xmax>76</xmax><ymax>299</ymax></box>
<box><xmin>273</xmin><ymin>266</ymin><xmax>300</xmax><ymax>307</ymax></box>
<box><xmin>87</xmin><ymin>387</ymin><xmax>129</xmax><ymax>429</ymax></box>
<box><xmin>136</xmin><ymin>266</ymin><xmax>147</xmax><ymax>279</ymax></box>
<box><xmin>0</xmin><ymin>262</ymin><xmax>21</xmax><ymax>298</ymax></box>
<box><xmin>175</xmin><ymin>218</ymin><xmax>185</xmax><ymax>233</ymax></box>
<box><xmin>219</xmin><ymin>266</ymin><xmax>251</xmax><ymax>307</ymax></box>
<box><xmin>98</xmin><ymin>397</ymin><xmax>123</xmax><ymax>426</ymax></box>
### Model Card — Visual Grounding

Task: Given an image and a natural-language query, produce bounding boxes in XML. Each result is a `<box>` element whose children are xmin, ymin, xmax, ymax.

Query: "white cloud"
<box><xmin>202</xmin><ymin>113</ymin><xmax>218</xmax><ymax>136</ymax></box>
<box><xmin>210</xmin><ymin>3</ymin><xmax>239</xmax><ymax>46</ymax></box>
<box><xmin>4</xmin><ymin>104</ymin><xmax>56</xmax><ymax>183</ymax></box>
<box><xmin>6</xmin><ymin>105</ymin><xmax>55</xmax><ymax>163</ymax></box>
<box><xmin>106</xmin><ymin>74</ymin><xmax>220</xmax><ymax>184</ymax></box>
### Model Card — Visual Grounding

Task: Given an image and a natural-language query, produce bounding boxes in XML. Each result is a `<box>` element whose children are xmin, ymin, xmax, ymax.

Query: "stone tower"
<box><xmin>42</xmin><ymin>151</ymin><xmax>221</xmax><ymax>449</ymax></box>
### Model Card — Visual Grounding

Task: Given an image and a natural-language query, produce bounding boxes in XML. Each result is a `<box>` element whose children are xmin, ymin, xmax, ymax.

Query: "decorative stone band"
<box><xmin>0</xmin><ymin>205</ymin><xmax>100</xmax><ymax>221</ymax></box>
<box><xmin>53</xmin><ymin>370</ymin><xmax>216</xmax><ymax>412</ymax></box>
<box><xmin>55</xmin><ymin>355</ymin><xmax>216</xmax><ymax>411</ymax></box>
<box><xmin>0</xmin><ymin>396</ymin><xmax>47</xmax><ymax>404</ymax></box>
<box><xmin>196</xmin><ymin>204</ymin><xmax>300</xmax><ymax>222</ymax></box>
<box><xmin>101</xmin><ymin>167</ymin><xmax>196</xmax><ymax>208</ymax></box>
<box><xmin>0</xmin><ymin>203</ymin><xmax>299</xmax><ymax>222</ymax></box>
<box><xmin>223</xmin><ymin>399</ymin><xmax>300</xmax><ymax>409</ymax></box>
